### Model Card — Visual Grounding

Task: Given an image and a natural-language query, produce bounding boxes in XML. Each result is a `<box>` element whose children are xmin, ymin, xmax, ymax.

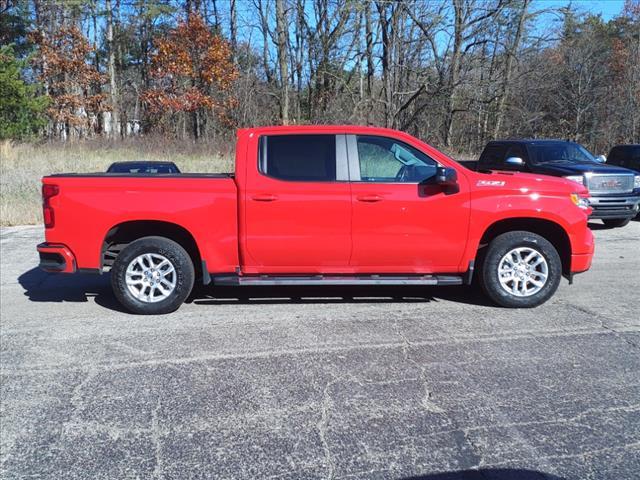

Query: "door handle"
<box><xmin>356</xmin><ymin>194</ymin><xmax>383</xmax><ymax>202</ymax></box>
<box><xmin>251</xmin><ymin>194</ymin><xmax>278</xmax><ymax>202</ymax></box>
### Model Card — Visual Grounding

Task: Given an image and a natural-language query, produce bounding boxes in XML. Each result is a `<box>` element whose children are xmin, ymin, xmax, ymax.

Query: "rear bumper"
<box><xmin>588</xmin><ymin>195</ymin><xmax>640</xmax><ymax>219</ymax></box>
<box><xmin>37</xmin><ymin>243</ymin><xmax>76</xmax><ymax>273</ymax></box>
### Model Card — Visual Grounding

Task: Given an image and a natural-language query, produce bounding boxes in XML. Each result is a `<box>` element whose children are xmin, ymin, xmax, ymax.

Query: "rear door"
<box><xmin>348</xmin><ymin>134</ymin><xmax>470</xmax><ymax>272</ymax></box>
<box><xmin>242</xmin><ymin>133</ymin><xmax>352</xmax><ymax>272</ymax></box>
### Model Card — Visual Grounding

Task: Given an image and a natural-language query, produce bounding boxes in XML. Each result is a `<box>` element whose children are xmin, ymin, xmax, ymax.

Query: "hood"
<box><xmin>470</xmin><ymin>170</ymin><xmax>589</xmax><ymax>196</ymax></box>
<box><xmin>533</xmin><ymin>160</ymin><xmax>635</xmax><ymax>176</ymax></box>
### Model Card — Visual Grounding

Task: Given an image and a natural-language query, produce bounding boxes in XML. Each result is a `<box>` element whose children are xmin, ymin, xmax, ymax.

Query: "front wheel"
<box><xmin>111</xmin><ymin>236</ymin><xmax>195</xmax><ymax>314</ymax></box>
<box><xmin>602</xmin><ymin>218</ymin><xmax>631</xmax><ymax>228</ymax></box>
<box><xmin>478</xmin><ymin>231</ymin><xmax>562</xmax><ymax>308</ymax></box>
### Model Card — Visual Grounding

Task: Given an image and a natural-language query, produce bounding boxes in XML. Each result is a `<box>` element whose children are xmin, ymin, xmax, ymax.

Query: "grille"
<box><xmin>586</xmin><ymin>174</ymin><xmax>634</xmax><ymax>194</ymax></box>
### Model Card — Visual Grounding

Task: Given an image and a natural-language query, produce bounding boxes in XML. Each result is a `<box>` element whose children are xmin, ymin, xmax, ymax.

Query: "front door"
<box><xmin>348</xmin><ymin>134</ymin><xmax>470</xmax><ymax>273</ymax></box>
<box><xmin>243</xmin><ymin>133</ymin><xmax>352</xmax><ymax>273</ymax></box>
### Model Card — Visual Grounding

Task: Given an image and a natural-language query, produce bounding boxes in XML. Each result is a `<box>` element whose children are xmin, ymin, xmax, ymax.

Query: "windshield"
<box><xmin>528</xmin><ymin>142</ymin><xmax>596</xmax><ymax>164</ymax></box>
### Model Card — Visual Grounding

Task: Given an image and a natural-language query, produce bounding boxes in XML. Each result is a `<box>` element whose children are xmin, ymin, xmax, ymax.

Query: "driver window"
<box><xmin>356</xmin><ymin>135</ymin><xmax>437</xmax><ymax>183</ymax></box>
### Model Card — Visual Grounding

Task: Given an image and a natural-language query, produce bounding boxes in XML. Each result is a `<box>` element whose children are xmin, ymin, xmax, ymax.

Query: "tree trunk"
<box><xmin>276</xmin><ymin>0</ymin><xmax>289</xmax><ymax>124</ymax></box>
<box><xmin>230</xmin><ymin>0</ymin><xmax>237</xmax><ymax>54</ymax></box>
<box><xmin>443</xmin><ymin>0</ymin><xmax>463</xmax><ymax>147</ymax></box>
<box><xmin>257</xmin><ymin>0</ymin><xmax>272</xmax><ymax>84</ymax></box>
<box><xmin>365</xmin><ymin>2</ymin><xmax>374</xmax><ymax>98</ymax></box>
<box><xmin>212</xmin><ymin>0</ymin><xmax>220</xmax><ymax>30</ymax></box>
<box><xmin>376</xmin><ymin>1</ymin><xmax>394</xmax><ymax>128</ymax></box>
<box><xmin>106</xmin><ymin>0</ymin><xmax>119</xmax><ymax>138</ymax></box>
<box><xmin>33</xmin><ymin>0</ymin><xmax>52</xmax><ymax>137</ymax></box>
<box><xmin>493</xmin><ymin>0</ymin><xmax>529</xmax><ymax>138</ymax></box>
<box><xmin>294</xmin><ymin>0</ymin><xmax>305</xmax><ymax>121</ymax></box>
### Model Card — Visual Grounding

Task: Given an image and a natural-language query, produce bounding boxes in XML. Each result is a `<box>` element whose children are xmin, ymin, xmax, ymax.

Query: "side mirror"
<box><xmin>505</xmin><ymin>156</ymin><xmax>525</xmax><ymax>166</ymax></box>
<box><xmin>595</xmin><ymin>155</ymin><xmax>606</xmax><ymax>163</ymax></box>
<box><xmin>436</xmin><ymin>166</ymin><xmax>458</xmax><ymax>187</ymax></box>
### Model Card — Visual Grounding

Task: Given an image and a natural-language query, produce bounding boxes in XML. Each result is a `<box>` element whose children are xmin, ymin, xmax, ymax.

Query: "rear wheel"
<box><xmin>602</xmin><ymin>218</ymin><xmax>631</xmax><ymax>228</ymax></box>
<box><xmin>478</xmin><ymin>231</ymin><xmax>562</xmax><ymax>308</ymax></box>
<box><xmin>111</xmin><ymin>236</ymin><xmax>194</xmax><ymax>314</ymax></box>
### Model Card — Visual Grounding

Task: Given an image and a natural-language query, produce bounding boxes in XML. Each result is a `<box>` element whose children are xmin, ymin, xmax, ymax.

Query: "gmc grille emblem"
<box><xmin>601</xmin><ymin>180</ymin><xmax>622</xmax><ymax>188</ymax></box>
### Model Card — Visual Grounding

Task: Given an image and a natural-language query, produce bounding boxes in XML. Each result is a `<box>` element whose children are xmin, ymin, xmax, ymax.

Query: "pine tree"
<box><xmin>0</xmin><ymin>45</ymin><xmax>48</xmax><ymax>140</ymax></box>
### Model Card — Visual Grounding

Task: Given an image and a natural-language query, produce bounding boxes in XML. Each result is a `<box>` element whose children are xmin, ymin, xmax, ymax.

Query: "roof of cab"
<box><xmin>488</xmin><ymin>139</ymin><xmax>577</xmax><ymax>145</ymax></box>
<box><xmin>238</xmin><ymin>125</ymin><xmax>407</xmax><ymax>136</ymax></box>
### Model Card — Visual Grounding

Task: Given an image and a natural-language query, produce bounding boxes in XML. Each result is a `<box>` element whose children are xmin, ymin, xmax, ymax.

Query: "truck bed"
<box><xmin>42</xmin><ymin>174</ymin><xmax>240</xmax><ymax>274</ymax></box>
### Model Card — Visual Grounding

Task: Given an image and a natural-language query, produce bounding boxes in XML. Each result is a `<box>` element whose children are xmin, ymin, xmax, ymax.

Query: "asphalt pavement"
<box><xmin>1</xmin><ymin>221</ymin><xmax>639</xmax><ymax>480</ymax></box>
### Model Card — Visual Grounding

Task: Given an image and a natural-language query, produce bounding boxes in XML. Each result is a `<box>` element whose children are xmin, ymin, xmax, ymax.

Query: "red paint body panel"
<box><xmin>348</xmin><ymin>131</ymin><xmax>472</xmax><ymax>273</ymax></box>
<box><xmin>42</xmin><ymin>125</ymin><xmax>594</xmax><ymax>278</ymax></box>
<box><xmin>42</xmin><ymin>176</ymin><xmax>239</xmax><ymax>272</ymax></box>
<box><xmin>239</xmin><ymin>129</ymin><xmax>353</xmax><ymax>273</ymax></box>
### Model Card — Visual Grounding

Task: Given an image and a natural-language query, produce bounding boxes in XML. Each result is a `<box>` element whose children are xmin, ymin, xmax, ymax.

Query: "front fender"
<box><xmin>461</xmin><ymin>189</ymin><xmax>592</xmax><ymax>269</ymax></box>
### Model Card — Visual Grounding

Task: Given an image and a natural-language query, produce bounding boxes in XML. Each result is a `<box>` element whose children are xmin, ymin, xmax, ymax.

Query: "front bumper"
<box><xmin>571</xmin><ymin>252</ymin><xmax>593</xmax><ymax>274</ymax></box>
<box><xmin>37</xmin><ymin>243</ymin><xmax>76</xmax><ymax>273</ymax></box>
<box><xmin>588</xmin><ymin>195</ymin><xmax>640</xmax><ymax>219</ymax></box>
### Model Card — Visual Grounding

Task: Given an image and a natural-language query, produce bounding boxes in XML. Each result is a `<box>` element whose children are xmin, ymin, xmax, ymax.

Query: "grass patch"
<box><xmin>0</xmin><ymin>138</ymin><xmax>234</xmax><ymax>226</ymax></box>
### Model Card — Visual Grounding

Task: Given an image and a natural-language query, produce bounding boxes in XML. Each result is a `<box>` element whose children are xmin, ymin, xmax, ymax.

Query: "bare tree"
<box><xmin>106</xmin><ymin>0</ymin><xmax>119</xmax><ymax>137</ymax></box>
<box><xmin>5</xmin><ymin>0</ymin><xmax>636</xmax><ymax>151</ymax></box>
<box><xmin>275</xmin><ymin>0</ymin><xmax>289</xmax><ymax>124</ymax></box>
<box><xmin>493</xmin><ymin>0</ymin><xmax>529</xmax><ymax>138</ymax></box>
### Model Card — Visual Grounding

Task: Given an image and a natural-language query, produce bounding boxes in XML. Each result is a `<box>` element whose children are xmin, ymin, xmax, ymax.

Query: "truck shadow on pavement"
<box><xmin>18</xmin><ymin>267</ymin><xmax>127</xmax><ymax>312</ymax></box>
<box><xmin>190</xmin><ymin>284</ymin><xmax>494</xmax><ymax>307</ymax></box>
<box><xmin>400</xmin><ymin>469</ymin><xmax>563</xmax><ymax>479</ymax></box>
<box><xmin>18</xmin><ymin>266</ymin><xmax>495</xmax><ymax>313</ymax></box>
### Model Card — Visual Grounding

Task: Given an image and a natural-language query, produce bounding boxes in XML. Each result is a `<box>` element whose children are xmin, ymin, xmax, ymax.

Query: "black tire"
<box><xmin>602</xmin><ymin>218</ymin><xmax>631</xmax><ymax>228</ymax></box>
<box><xmin>478</xmin><ymin>231</ymin><xmax>562</xmax><ymax>308</ymax></box>
<box><xmin>111</xmin><ymin>236</ymin><xmax>195</xmax><ymax>314</ymax></box>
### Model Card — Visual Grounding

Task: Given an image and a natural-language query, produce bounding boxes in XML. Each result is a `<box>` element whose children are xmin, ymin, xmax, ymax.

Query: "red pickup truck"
<box><xmin>38</xmin><ymin>126</ymin><xmax>594</xmax><ymax>314</ymax></box>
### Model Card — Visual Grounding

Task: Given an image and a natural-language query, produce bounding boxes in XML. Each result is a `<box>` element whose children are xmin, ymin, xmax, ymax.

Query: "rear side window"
<box><xmin>260</xmin><ymin>134</ymin><xmax>336</xmax><ymax>181</ymax></box>
<box><xmin>607</xmin><ymin>147</ymin><xmax>624</xmax><ymax>165</ymax></box>
<box><xmin>479</xmin><ymin>144</ymin><xmax>506</xmax><ymax>166</ymax></box>
<box><xmin>608</xmin><ymin>146</ymin><xmax>640</xmax><ymax>171</ymax></box>
<box><xmin>629</xmin><ymin>147</ymin><xmax>640</xmax><ymax>171</ymax></box>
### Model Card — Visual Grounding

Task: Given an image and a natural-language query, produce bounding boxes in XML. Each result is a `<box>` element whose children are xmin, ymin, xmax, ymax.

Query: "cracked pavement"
<box><xmin>1</xmin><ymin>221</ymin><xmax>639</xmax><ymax>479</ymax></box>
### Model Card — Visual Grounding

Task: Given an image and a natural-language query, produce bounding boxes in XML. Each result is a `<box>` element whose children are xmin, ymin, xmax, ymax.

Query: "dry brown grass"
<box><xmin>0</xmin><ymin>138</ymin><xmax>234</xmax><ymax>226</ymax></box>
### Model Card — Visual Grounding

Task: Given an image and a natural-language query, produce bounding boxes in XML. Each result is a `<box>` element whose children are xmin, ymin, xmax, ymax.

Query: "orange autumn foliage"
<box><xmin>30</xmin><ymin>26</ymin><xmax>107</xmax><ymax>134</ymax></box>
<box><xmin>141</xmin><ymin>15</ymin><xmax>238</xmax><ymax>117</ymax></box>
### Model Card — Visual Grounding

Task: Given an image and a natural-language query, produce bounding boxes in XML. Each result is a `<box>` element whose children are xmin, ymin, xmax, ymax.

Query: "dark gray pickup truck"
<box><xmin>463</xmin><ymin>140</ymin><xmax>640</xmax><ymax>228</ymax></box>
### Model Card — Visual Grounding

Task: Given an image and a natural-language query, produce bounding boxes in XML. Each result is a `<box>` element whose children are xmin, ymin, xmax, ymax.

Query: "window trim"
<box><xmin>347</xmin><ymin>134</ymin><xmax>440</xmax><ymax>184</ymax></box>
<box><xmin>257</xmin><ymin>133</ymin><xmax>349</xmax><ymax>183</ymax></box>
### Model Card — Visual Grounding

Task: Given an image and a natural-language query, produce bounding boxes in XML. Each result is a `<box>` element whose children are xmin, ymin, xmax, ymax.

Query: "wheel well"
<box><xmin>102</xmin><ymin>221</ymin><xmax>203</xmax><ymax>279</ymax></box>
<box><xmin>478</xmin><ymin>218</ymin><xmax>572</xmax><ymax>275</ymax></box>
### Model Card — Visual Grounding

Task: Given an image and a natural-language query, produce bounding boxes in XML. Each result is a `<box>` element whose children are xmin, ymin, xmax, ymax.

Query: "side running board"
<box><xmin>212</xmin><ymin>274</ymin><xmax>464</xmax><ymax>287</ymax></box>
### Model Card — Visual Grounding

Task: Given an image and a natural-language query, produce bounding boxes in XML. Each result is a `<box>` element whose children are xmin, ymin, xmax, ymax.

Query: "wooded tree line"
<box><xmin>1</xmin><ymin>0</ymin><xmax>639</xmax><ymax>153</ymax></box>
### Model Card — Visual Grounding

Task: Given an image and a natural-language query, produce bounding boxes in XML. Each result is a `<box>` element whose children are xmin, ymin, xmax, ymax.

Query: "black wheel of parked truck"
<box><xmin>602</xmin><ymin>218</ymin><xmax>631</xmax><ymax>228</ymax></box>
<box><xmin>478</xmin><ymin>231</ymin><xmax>562</xmax><ymax>308</ymax></box>
<box><xmin>111</xmin><ymin>236</ymin><xmax>195</xmax><ymax>315</ymax></box>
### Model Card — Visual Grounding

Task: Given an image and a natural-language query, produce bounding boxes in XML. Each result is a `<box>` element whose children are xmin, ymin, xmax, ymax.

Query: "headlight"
<box><xmin>635</xmin><ymin>175</ymin><xmax>640</xmax><ymax>189</ymax></box>
<box><xmin>565</xmin><ymin>175</ymin><xmax>585</xmax><ymax>185</ymax></box>
<box><xmin>570</xmin><ymin>193</ymin><xmax>590</xmax><ymax>210</ymax></box>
